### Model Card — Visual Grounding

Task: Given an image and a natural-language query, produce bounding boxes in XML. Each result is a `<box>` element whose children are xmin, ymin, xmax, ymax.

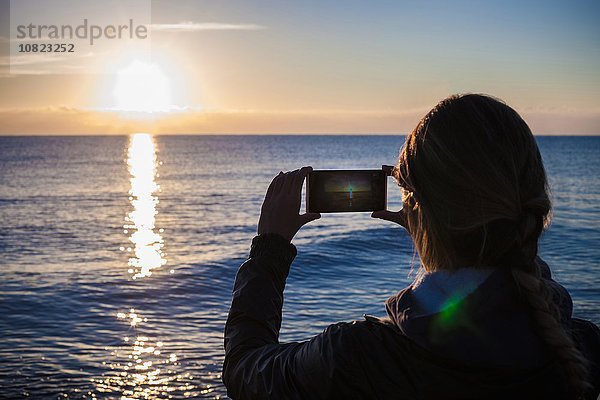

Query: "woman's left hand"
<box><xmin>258</xmin><ymin>166</ymin><xmax>321</xmax><ymax>242</ymax></box>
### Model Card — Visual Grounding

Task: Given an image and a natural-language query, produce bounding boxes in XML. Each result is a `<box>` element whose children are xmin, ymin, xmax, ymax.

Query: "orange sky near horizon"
<box><xmin>0</xmin><ymin>0</ymin><xmax>598</xmax><ymax>135</ymax></box>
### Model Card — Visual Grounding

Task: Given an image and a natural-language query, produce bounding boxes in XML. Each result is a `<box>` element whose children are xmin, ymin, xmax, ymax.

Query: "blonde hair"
<box><xmin>395</xmin><ymin>94</ymin><xmax>591</xmax><ymax>396</ymax></box>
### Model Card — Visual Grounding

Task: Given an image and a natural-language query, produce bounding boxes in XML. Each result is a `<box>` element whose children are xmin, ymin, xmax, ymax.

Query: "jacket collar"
<box><xmin>385</xmin><ymin>267</ymin><xmax>571</xmax><ymax>368</ymax></box>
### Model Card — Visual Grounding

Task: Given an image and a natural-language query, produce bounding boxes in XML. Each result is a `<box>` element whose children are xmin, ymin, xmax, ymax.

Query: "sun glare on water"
<box><xmin>125</xmin><ymin>133</ymin><xmax>166</xmax><ymax>278</ymax></box>
<box><xmin>93</xmin><ymin>136</ymin><xmax>202</xmax><ymax>397</ymax></box>
<box><xmin>113</xmin><ymin>60</ymin><xmax>172</xmax><ymax>113</ymax></box>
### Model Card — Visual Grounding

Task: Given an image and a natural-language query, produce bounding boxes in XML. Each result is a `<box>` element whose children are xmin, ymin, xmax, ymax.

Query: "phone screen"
<box><xmin>306</xmin><ymin>169</ymin><xmax>387</xmax><ymax>213</ymax></box>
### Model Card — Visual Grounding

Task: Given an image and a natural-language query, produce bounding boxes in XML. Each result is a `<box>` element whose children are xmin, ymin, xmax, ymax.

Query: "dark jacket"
<box><xmin>223</xmin><ymin>233</ymin><xmax>600</xmax><ymax>399</ymax></box>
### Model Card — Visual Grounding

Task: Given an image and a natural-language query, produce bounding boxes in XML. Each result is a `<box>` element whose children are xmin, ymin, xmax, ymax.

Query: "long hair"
<box><xmin>395</xmin><ymin>94</ymin><xmax>590</xmax><ymax>396</ymax></box>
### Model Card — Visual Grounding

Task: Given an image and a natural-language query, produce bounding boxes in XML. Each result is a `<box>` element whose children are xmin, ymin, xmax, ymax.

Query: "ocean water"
<box><xmin>0</xmin><ymin>135</ymin><xmax>598</xmax><ymax>399</ymax></box>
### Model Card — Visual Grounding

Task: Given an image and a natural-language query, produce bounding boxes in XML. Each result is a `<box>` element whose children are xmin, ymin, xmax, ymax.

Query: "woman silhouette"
<box><xmin>223</xmin><ymin>94</ymin><xmax>600</xmax><ymax>399</ymax></box>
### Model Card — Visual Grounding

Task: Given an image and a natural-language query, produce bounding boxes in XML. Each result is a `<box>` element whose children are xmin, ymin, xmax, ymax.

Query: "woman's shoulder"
<box><xmin>316</xmin><ymin>314</ymin><xmax>451</xmax><ymax>371</ymax></box>
<box><xmin>306</xmin><ymin>316</ymin><xmax>423</xmax><ymax>398</ymax></box>
<box><xmin>311</xmin><ymin>315</ymin><xmax>423</xmax><ymax>369</ymax></box>
<box><xmin>315</xmin><ymin>314</ymin><xmax>582</xmax><ymax>399</ymax></box>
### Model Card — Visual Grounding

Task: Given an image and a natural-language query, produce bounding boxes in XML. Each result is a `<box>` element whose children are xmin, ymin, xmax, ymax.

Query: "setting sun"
<box><xmin>112</xmin><ymin>60</ymin><xmax>172</xmax><ymax>113</ymax></box>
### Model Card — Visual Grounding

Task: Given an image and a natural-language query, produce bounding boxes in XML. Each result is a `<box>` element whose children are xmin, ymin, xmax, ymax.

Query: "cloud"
<box><xmin>0</xmin><ymin>51</ymin><xmax>99</xmax><ymax>75</ymax></box>
<box><xmin>0</xmin><ymin>35</ymin><xmax>61</xmax><ymax>43</ymax></box>
<box><xmin>0</xmin><ymin>53</ymin><xmax>67</xmax><ymax>67</ymax></box>
<box><xmin>149</xmin><ymin>21</ymin><xmax>266</xmax><ymax>32</ymax></box>
<box><xmin>0</xmin><ymin>21</ymin><xmax>267</xmax><ymax>42</ymax></box>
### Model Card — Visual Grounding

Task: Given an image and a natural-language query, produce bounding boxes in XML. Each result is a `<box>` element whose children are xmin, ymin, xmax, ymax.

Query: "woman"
<box><xmin>223</xmin><ymin>94</ymin><xmax>600</xmax><ymax>399</ymax></box>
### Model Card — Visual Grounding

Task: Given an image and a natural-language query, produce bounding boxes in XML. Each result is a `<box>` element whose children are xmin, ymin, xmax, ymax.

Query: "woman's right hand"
<box><xmin>371</xmin><ymin>209</ymin><xmax>409</xmax><ymax>232</ymax></box>
<box><xmin>257</xmin><ymin>167</ymin><xmax>321</xmax><ymax>242</ymax></box>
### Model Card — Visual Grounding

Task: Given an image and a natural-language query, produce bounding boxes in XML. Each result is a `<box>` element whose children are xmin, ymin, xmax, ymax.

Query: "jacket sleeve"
<box><xmin>222</xmin><ymin>233</ymin><xmax>353</xmax><ymax>399</ymax></box>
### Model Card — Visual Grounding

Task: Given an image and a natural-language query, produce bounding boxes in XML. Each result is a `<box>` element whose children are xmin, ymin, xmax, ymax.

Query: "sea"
<box><xmin>0</xmin><ymin>135</ymin><xmax>598</xmax><ymax>399</ymax></box>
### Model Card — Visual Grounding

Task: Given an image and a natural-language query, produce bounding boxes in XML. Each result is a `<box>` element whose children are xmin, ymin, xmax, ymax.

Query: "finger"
<box><xmin>272</xmin><ymin>171</ymin><xmax>285</xmax><ymax>194</ymax></box>
<box><xmin>264</xmin><ymin>172</ymin><xmax>281</xmax><ymax>201</ymax></box>
<box><xmin>371</xmin><ymin>210</ymin><xmax>390</xmax><ymax>221</ymax></box>
<box><xmin>371</xmin><ymin>209</ymin><xmax>394</xmax><ymax>219</ymax></box>
<box><xmin>281</xmin><ymin>169</ymin><xmax>298</xmax><ymax>195</ymax></box>
<box><xmin>298</xmin><ymin>212</ymin><xmax>321</xmax><ymax>226</ymax></box>
<box><xmin>382</xmin><ymin>165</ymin><xmax>394</xmax><ymax>176</ymax></box>
<box><xmin>290</xmin><ymin>166</ymin><xmax>312</xmax><ymax>195</ymax></box>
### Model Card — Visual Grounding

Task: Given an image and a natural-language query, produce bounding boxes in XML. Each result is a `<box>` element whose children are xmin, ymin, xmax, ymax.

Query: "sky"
<box><xmin>0</xmin><ymin>0</ymin><xmax>599</xmax><ymax>134</ymax></box>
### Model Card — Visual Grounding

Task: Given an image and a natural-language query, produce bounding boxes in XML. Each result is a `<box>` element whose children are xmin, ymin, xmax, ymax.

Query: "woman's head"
<box><xmin>395</xmin><ymin>93</ymin><xmax>591</xmax><ymax>396</ymax></box>
<box><xmin>395</xmin><ymin>93</ymin><xmax>551</xmax><ymax>272</ymax></box>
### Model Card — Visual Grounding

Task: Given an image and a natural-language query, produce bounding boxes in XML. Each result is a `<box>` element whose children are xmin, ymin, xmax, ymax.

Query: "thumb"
<box><xmin>299</xmin><ymin>212</ymin><xmax>321</xmax><ymax>225</ymax></box>
<box><xmin>371</xmin><ymin>210</ymin><xmax>396</xmax><ymax>221</ymax></box>
<box><xmin>371</xmin><ymin>209</ymin><xmax>408</xmax><ymax>229</ymax></box>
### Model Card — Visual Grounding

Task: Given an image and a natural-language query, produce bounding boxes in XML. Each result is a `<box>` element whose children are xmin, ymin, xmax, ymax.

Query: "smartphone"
<box><xmin>306</xmin><ymin>169</ymin><xmax>387</xmax><ymax>213</ymax></box>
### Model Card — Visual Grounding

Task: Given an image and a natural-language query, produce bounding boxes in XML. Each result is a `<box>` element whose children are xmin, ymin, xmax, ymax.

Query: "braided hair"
<box><xmin>395</xmin><ymin>94</ymin><xmax>591</xmax><ymax>397</ymax></box>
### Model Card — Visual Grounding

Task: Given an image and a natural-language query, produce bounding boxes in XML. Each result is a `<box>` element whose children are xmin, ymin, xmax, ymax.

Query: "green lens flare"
<box><xmin>428</xmin><ymin>293</ymin><xmax>481</xmax><ymax>345</ymax></box>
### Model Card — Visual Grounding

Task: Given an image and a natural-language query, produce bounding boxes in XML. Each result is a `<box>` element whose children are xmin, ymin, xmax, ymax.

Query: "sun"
<box><xmin>113</xmin><ymin>60</ymin><xmax>172</xmax><ymax>113</ymax></box>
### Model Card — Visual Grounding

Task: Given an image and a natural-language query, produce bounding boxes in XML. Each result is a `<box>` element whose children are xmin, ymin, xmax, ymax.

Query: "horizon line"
<box><xmin>1</xmin><ymin>133</ymin><xmax>599</xmax><ymax>137</ymax></box>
